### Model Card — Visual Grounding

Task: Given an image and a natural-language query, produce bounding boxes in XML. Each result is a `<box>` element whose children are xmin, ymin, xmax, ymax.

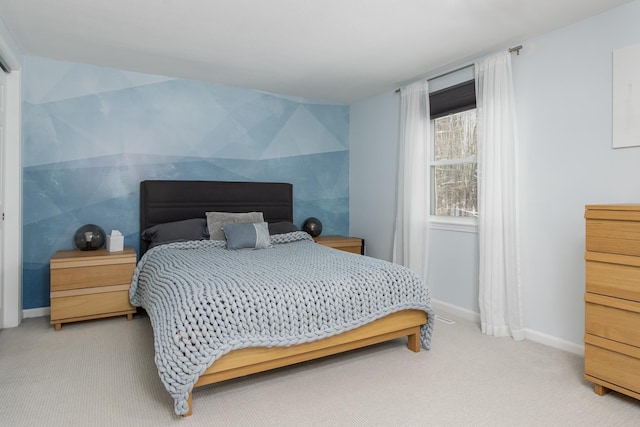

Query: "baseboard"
<box><xmin>524</xmin><ymin>328</ymin><xmax>584</xmax><ymax>356</ymax></box>
<box><xmin>431</xmin><ymin>298</ymin><xmax>584</xmax><ymax>356</ymax></box>
<box><xmin>431</xmin><ymin>299</ymin><xmax>480</xmax><ymax>323</ymax></box>
<box><xmin>22</xmin><ymin>307</ymin><xmax>50</xmax><ymax>319</ymax></box>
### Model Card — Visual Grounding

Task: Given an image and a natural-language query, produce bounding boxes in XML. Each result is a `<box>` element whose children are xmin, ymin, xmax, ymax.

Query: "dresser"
<box><xmin>314</xmin><ymin>235</ymin><xmax>364</xmax><ymax>255</ymax></box>
<box><xmin>584</xmin><ymin>204</ymin><xmax>640</xmax><ymax>400</ymax></box>
<box><xmin>50</xmin><ymin>247</ymin><xmax>137</xmax><ymax>330</ymax></box>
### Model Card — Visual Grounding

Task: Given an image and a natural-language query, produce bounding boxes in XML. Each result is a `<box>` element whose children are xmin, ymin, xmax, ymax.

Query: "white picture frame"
<box><xmin>612</xmin><ymin>42</ymin><xmax>640</xmax><ymax>149</ymax></box>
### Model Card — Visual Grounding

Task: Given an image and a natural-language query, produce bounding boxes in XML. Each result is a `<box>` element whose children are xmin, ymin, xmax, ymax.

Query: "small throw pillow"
<box><xmin>206</xmin><ymin>211</ymin><xmax>264</xmax><ymax>240</ymax></box>
<box><xmin>223</xmin><ymin>222</ymin><xmax>272</xmax><ymax>250</ymax></box>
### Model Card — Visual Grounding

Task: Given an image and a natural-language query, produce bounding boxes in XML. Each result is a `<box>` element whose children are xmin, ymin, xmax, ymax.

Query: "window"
<box><xmin>428</xmin><ymin>79</ymin><xmax>478</xmax><ymax>230</ymax></box>
<box><xmin>431</xmin><ymin>110</ymin><xmax>477</xmax><ymax>217</ymax></box>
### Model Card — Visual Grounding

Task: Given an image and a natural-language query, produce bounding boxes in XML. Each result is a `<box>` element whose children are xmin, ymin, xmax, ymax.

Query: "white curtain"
<box><xmin>392</xmin><ymin>80</ymin><xmax>430</xmax><ymax>282</ymax></box>
<box><xmin>475</xmin><ymin>52</ymin><xmax>524</xmax><ymax>340</ymax></box>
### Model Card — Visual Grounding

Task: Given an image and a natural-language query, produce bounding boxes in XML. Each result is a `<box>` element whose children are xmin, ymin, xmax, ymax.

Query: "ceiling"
<box><xmin>0</xmin><ymin>0</ymin><xmax>632</xmax><ymax>104</ymax></box>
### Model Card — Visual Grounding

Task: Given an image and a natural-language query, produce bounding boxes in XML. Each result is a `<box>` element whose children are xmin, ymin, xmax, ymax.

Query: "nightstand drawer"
<box><xmin>51</xmin><ymin>263</ymin><xmax>136</xmax><ymax>291</ymax></box>
<box><xmin>50</xmin><ymin>290</ymin><xmax>134</xmax><ymax>321</ymax></box>
<box><xmin>314</xmin><ymin>236</ymin><xmax>363</xmax><ymax>255</ymax></box>
<box><xmin>331</xmin><ymin>244</ymin><xmax>362</xmax><ymax>254</ymax></box>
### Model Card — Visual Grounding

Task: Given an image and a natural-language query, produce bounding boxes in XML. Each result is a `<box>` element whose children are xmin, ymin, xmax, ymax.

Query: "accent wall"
<box><xmin>22</xmin><ymin>56</ymin><xmax>349</xmax><ymax>309</ymax></box>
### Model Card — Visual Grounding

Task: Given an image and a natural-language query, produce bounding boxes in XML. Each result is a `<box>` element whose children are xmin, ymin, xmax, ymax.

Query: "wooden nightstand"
<box><xmin>314</xmin><ymin>235</ymin><xmax>364</xmax><ymax>255</ymax></box>
<box><xmin>50</xmin><ymin>247</ymin><xmax>137</xmax><ymax>331</ymax></box>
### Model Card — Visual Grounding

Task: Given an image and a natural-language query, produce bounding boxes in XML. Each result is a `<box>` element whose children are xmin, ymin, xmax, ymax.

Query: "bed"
<box><xmin>131</xmin><ymin>180</ymin><xmax>434</xmax><ymax>416</ymax></box>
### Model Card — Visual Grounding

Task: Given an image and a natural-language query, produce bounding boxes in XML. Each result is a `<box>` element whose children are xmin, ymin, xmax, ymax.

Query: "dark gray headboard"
<box><xmin>139</xmin><ymin>180</ymin><xmax>293</xmax><ymax>255</ymax></box>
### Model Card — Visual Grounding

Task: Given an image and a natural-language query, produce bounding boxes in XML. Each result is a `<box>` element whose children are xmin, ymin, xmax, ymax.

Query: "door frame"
<box><xmin>0</xmin><ymin>22</ymin><xmax>23</xmax><ymax>328</ymax></box>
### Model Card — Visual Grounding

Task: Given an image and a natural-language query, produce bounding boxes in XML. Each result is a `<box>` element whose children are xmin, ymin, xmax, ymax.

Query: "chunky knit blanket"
<box><xmin>130</xmin><ymin>232</ymin><xmax>434</xmax><ymax>415</ymax></box>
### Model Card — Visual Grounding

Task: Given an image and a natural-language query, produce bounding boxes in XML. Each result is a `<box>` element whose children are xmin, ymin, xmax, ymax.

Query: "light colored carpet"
<box><xmin>1</xmin><ymin>311</ymin><xmax>639</xmax><ymax>426</ymax></box>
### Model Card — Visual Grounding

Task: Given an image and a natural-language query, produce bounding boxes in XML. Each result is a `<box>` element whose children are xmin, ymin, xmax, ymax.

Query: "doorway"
<box><xmin>0</xmin><ymin>69</ymin><xmax>6</xmax><ymax>328</ymax></box>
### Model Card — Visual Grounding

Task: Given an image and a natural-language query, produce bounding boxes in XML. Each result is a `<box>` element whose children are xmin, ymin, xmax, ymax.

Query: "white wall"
<box><xmin>350</xmin><ymin>0</ymin><xmax>640</xmax><ymax>349</ymax></box>
<box><xmin>515</xmin><ymin>0</ymin><xmax>640</xmax><ymax>347</ymax></box>
<box><xmin>349</xmin><ymin>91</ymin><xmax>400</xmax><ymax>261</ymax></box>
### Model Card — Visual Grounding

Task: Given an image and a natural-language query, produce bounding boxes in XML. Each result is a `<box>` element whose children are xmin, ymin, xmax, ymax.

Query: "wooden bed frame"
<box><xmin>139</xmin><ymin>180</ymin><xmax>428</xmax><ymax>416</ymax></box>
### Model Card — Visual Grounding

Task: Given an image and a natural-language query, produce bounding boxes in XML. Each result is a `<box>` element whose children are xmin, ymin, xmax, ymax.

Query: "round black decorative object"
<box><xmin>73</xmin><ymin>224</ymin><xmax>106</xmax><ymax>251</ymax></box>
<box><xmin>302</xmin><ymin>217</ymin><xmax>323</xmax><ymax>237</ymax></box>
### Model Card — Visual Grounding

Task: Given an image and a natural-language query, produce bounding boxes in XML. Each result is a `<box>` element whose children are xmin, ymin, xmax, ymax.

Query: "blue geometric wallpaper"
<box><xmin>22</xmin><ymin>57</ymin><xmax>349</xmax><ymax>309</ymax></box>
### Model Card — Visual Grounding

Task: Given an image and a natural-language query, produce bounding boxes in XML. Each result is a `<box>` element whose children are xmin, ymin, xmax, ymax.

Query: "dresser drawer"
<box><xmin>586</xmin><ymin>252</ymin><xmax>640</xmax><ymax>300</ymax></box>
<box><xmin>586</xmin><ymin>219</ymin><xmax>640</xmax><ymax>256</ymax></box>
<box><xmin>50</xmin><ymin>290</ymin><xmax>134</xmax><ymax>321</ymax></box>
<box><xmin>51</xmin><ymin>263</ymin><xmax>136</xmax><ymax>291</ymax></box>
<box><xmin>586</xmin><ymin>296</ymin><xmax>640</xmax><ymax>345</ymax></box>
<box><xmin>586</xmin><ymin>207</ymin><xmax>640</xmax><ymax>256</ymax></box>
<box><xmin>585</xmin><ymin>339</ymin><xmax>640</xmax><ymax>395</ymax></box>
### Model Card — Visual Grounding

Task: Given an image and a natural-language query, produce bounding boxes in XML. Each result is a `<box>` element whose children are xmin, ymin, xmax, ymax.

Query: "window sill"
<box><xmin>429</xmin><ymin>216</ymin><xmax>478</xmax><ymax>233</ymax></box>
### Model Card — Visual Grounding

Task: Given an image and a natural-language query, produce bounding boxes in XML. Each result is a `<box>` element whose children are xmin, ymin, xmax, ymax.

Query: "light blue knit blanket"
<box><xmin>130</xmin><ymin>232</ymin><xmax>434</xmax><ymax>415</ymax></box>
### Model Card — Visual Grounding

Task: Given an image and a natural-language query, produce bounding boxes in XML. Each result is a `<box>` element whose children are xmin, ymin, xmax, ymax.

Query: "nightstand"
<box><xmin>50</xmin><ymin>247</ymin><xmax>137</xmax><ymax>331</ymax></box>
<box><xmin>314</xmin><ymin>235</ymin><xmax>364</xmax><ymax>255</ymax></box>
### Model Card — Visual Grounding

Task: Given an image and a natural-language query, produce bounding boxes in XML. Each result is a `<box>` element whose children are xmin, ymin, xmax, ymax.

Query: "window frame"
<box><xmin>428</xmin><ymin>79</ymin><xmax>478</xmax><ymax>233</ymax></box>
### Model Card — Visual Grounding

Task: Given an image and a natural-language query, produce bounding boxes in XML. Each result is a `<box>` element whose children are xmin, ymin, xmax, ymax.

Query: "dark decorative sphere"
<box><xmin>302</xmin><ymin>217</ymin><xmax>322</xmax><ymax>237</ymax></box>
<box><xmin>73</xmin><ymin>224</ymin><xmax>106</xmax><ymax>251</ymax></box>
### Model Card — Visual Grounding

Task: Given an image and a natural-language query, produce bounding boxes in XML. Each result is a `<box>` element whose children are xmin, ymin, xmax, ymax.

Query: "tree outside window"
<box><xmin>431</xmin><ymin>109</ymin><xmax>477</xmax><ymax>217</ymax></box>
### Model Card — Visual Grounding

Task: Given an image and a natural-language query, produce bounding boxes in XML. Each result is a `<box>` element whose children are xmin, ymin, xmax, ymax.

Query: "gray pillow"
<box><xmin>141</xmin><ymin>218</ymin><xmax>208</xmax><ymax>249</ymax></box>
<box><xmin>206</xmin><ymin>211</ymin><xmax>264</xmax><ymax>240</ymax></box>
<box><xmin>223</xmin><ymin>222</ymin><xmax>272</xmax><ymax>250</ymax></box>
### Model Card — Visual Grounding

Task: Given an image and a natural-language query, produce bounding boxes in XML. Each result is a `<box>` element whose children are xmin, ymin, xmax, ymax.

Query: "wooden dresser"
<box><xmin>314</xmin><ymin>235</ymin><xmax>364</xmax><ymax>255</ymax></box>
<box><xmin>50</xmin><ymin>247</ymin><xmax>137</xmax><ymax>331</ymax></box>
<box><xmin>584</xmin><ymin>204</ymin><xmax>640</xmax><ymax>400</ymax></box>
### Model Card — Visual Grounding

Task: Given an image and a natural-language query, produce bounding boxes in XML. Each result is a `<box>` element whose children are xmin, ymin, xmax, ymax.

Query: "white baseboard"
<box><xmin>524</xmin><ymin>328</ymin><xmax>584</xmax><ymax>356</ymax></box>
<box><xmin>431</xmin><ymin>298</ymin><xmax>584</xmax><ymax>356</ymax></box>
<box><xmin>23</xmin><ymin>307</ymin><xmax>50</xmax><ymax>319</ymax></box>
<box><xmin>431</xmin><ymin>298</ymin><xmax>480</xmax><ymax>323</ymax></box>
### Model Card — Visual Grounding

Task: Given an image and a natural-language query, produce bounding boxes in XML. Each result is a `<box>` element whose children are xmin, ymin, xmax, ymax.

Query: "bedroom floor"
<box><xmin>0</xmin><ymin>311</ymin><xmax>638</xmax><ymax>426</ymax></box>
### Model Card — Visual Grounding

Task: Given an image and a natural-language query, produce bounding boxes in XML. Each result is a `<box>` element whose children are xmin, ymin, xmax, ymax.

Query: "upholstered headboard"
<box><xmin>139</xmin><ymin>180</ymin><xmax>293</xmax><ymax>255</ymax></box>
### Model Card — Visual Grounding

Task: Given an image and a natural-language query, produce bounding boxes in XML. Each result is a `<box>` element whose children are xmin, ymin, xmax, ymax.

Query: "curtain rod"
<box><xmin>395</xmin><ymin>45</ymin><xmax>523</xmax><ymax>94</ymax></box>
<box><xmin>509</xmin><ymin>45</ymin><xmax>523</xmax><ymax>55</ymax></box>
